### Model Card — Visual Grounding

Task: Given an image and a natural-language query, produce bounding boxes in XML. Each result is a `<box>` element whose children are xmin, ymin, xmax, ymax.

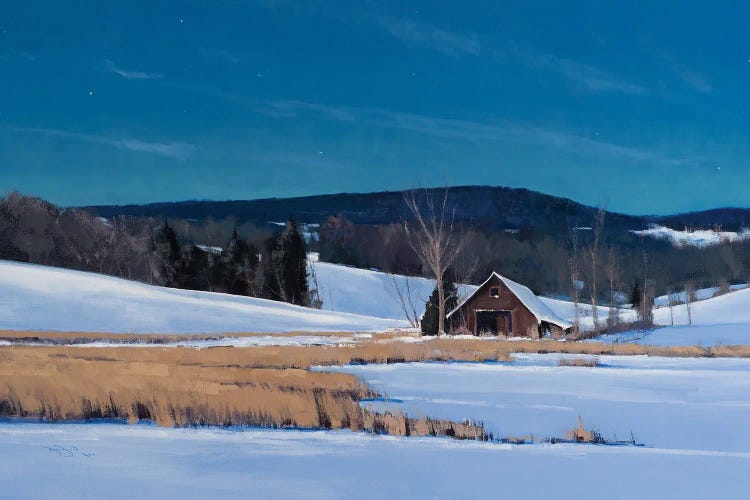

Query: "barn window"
<box><xmin>489</xmin><ymin>287</ymin><xmax>500</xmax><ymax>298</ymax></box>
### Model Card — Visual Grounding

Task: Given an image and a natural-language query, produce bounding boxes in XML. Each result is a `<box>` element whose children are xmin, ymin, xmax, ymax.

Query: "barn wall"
<box><xmin>450</xmin><ymin>275</ymin><xmax>540</xmax><ymax>338</ymax></box>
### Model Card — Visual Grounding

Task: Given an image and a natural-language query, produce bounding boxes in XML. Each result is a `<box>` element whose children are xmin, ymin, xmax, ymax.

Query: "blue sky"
<box><xmin>1</xmin><ymin>1</ymin><xmax>748</xmax><ymax>214</ymax></box>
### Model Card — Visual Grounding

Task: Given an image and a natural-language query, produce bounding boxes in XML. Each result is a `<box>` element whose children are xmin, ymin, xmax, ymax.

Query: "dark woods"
<box><xmin>0</xmin><ymin>193</ymin><xmax>311</xmax><ymax>307</ymax></box>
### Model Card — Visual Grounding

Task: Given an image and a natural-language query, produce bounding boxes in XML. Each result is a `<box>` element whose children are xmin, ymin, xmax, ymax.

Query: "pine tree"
<box><xmin>225</xmin><ymin>227</ymin><xmax>259</xmax><ymax>296</ymax></box>
<box><xmin>262</xmin><ymin>233</ymin><xmax>285</xmax><ymax>301</ymax></box>
<box><xmin>280</xmin><ymin>219</ymin><xmax>309</xmax><ymax>306</ymax></box>
<box><xmin>421</xmin><ymin>272</ymin><xmax>459</xmax><ymax>336</ymax></box>
<box><xmin>261</xmin><ymin>219</ymin><xmax>309</xmax><ymax>305</ymax></box>
<box><xmin>630</xmin><ymin>279</ymin><xmax>642</xmax><ymax>312</ymax></box>
<box><xmin>155</xmin><ymin>219</ymin><xmax>180</xmax><ymax>285</ymax></box>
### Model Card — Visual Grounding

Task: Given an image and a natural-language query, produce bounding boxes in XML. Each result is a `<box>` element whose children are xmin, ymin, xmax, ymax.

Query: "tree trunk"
<box><xmin>437</xmin><ymin>273</ymin><xmax>445</xmax><ymax>335</ymax></box>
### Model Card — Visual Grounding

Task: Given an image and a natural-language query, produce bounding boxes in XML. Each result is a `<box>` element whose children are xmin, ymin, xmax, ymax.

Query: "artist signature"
<box><xmin>45</xmin><ymin>445</ymin><xmax>95</xmax><ymax>458</ymax></box>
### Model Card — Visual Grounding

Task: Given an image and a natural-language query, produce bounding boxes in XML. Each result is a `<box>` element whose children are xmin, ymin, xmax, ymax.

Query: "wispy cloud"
<box><xmin>654</xmin><ymin>51</ymin><xmax>712</xmax><ymax>93</ymax></box>
<box><xmin>192</xmin><ymin>87</ymin><xmax>692</xmax><ymax>166</ymax></box>
<box><xmin>373</xmin><ymin>17</ymin><xmax>644</xmax><ymax>94</ymax></box>
<box><xmin>12</xmin><ymin>127</ymin><xmax>194</xmax><ymax>159</ymax></box>
<box><xmin>376</xmin><ymin>17</ymin><xmax>481</xmax><ymax>58</ymax></box>
<box><xmin>509</xmin><ymin>46</ymin><xmax>646</xmax><ymax>95</ymax></box>
<box><xmin>104</xmin><ymin>59</ymin><xmax>163</xmax><ymax>80</ymax></box>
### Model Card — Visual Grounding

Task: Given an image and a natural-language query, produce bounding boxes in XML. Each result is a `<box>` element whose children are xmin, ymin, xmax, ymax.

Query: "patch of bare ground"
<box><xmin>0</xmin><ymin>345</ymin><xmax>487</xmax><ymax>440</ymax></box>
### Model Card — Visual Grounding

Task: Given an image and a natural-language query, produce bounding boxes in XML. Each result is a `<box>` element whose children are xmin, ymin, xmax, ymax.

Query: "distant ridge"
<box><xmin>82</xmin><ymin>185</ymin><xmax>750</xmax><ymax>233</ymax></box>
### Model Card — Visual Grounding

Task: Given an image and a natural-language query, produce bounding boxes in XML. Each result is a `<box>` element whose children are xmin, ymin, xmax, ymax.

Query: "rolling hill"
<box><xmin>0</xmin><ymin>260</ymin><xmax>406</xmax><ymax>334</ymax></box>
<box><xmin>83</xmin><ymin>186</ymin><xmax>750</xmax><ymax>234</ymax></box>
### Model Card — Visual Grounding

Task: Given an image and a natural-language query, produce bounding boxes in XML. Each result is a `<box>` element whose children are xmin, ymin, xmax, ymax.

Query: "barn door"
<box><xmin>496</xmin><ymin>312</ymin><xmax>512</xmax><ymax>336</ymax></box>
<box><xmin>475</xmin><ymin>311</ymin><xmax>512</xmax><ymax>336</ymax></box>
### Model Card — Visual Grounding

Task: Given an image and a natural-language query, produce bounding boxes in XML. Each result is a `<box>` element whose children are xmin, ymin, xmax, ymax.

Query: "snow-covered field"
<box><xmin>328</xmin><ymin>355</ymin><xmax>750</xmax><ymax>452</ymax></box>
<box><xmin>4</xmin><ymin>355</ymin><xmax>750</xmax><ymax>499</ymax></box>
<box><xmin>4</xmin><ymin>422</ymin><xmax>747</xmax><ymax>499</ymax></box>
<box><xmin>0</xmin><ymin>258</ymin><xmax>592</xmax><ymax>336</ymax></box>
<box><xmin>597</xmin><ymin>324</ymin><xmax>750</xmax><ymax>346</ymax></box>
<box><xmin>599</xmin><ymin>286</ymin><xmax>750</xmax><ymax>346</ymax></box>
<box><xmin>0</xmin><ymin>260</ymin><xmax>405</xmax><ymax>334</ymax></box>
<box><xmin>6</xmin><ymin>256</ymin><xmax>750</xmax><ymax>346</ymax></box>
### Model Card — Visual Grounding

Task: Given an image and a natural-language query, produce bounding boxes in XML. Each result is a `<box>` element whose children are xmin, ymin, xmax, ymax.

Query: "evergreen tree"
<box><xmin>630</xmin><ymin>279</ymin><xmax>642</xmax><ymax>312</ymax></box>
<box><xmin>260</xmin><ymin>219</ymin><xmax>309</xmax><ymax>305</ymax></box>
<box><xmin>155</xmin><ymin>219</ymin><xmax>180</xmax><ymax>285</ymax></box>
<box><xmin>174</xmin><ymin>245</ymin><xmax>211</xmax><ymax>291</ymax></box>
<box><xmin>262</xmin><ymin>233</ymin><xmax>284</xmax><ymax>301</ymax></box>
<box><xmin>225</xmin><ymin>227</ymin><xmax>259</xmax><ymax>296</ymax></box>
<box><xmin>421</xmin><ymin>272</ymin><xmax>459</xmax><ymax>336</ymax></box>
<box><xmin>279</xmin><ymin>219</ymin><xmax>309</xmax><ymax>306</ymax></box>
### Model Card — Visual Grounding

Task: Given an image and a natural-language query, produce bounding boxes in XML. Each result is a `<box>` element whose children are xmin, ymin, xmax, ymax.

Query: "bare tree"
<box><xmin>390</xmin><ymin>275</ymin><xmax>421</xmax><ymax>328</ymax></box>
<box><xmin>307</xmin><ymin>259</ymin><xmax>324</xmax><ymax>309</ymax></box>
<box><xmin>403</xmin><ymin>188</ymin><xmax>466</xmax><ymax>335</ymax></box>
<box><xmin>667</xmin><ymin>287</ymin><xmax>676</xmax><ymax>326</ymax></box>
<box><xmin>606</xmin><ymin>244</ymin><xmax>621</xmax><ymax>328</ymax></box>
<box><xmin>587</xmin><ymin>206</ymin><xmax>606</xmax><ymax>331</ymax></box>
<box><xmin>640</xmin><ymin>237</ymin><xmax>653</xmax><ymax>325</ymax></box>
<box><xmin>569</xmin><ymin>226</ymin><xmax>581</xmax><ymax>336</ymax></box>
<box><xmin>684</xmin><ymin>281</ymin><xmax>695</xmax><ymax>325</ymax></box>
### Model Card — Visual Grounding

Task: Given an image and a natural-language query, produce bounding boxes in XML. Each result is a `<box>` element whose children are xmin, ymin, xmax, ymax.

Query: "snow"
<box><xmin>0</xmin><ymin>257</ymin><xmax>624</xmax><ymax>336</ymax></box>
<box><xmin>17</xmin><ymin>255</ymin><xmax>746</xmax><ymax>342</ymax></box>
<box><xmin>310</xmin><ymin>259</ymin><xmax>476</xmax><ymax>321</ymax></box>
<box><xmin>597</xmin><ymin>324</ymin><xmax>750</xmax><ymax>346</ymax></box>
<box><xmin>0</xmin><ymin>260</ymin><xmax>406</xmax><ymax>334</ymax></box>
<box><xmin>653</xmin><ymin>283</ymin><xmax>747</xmax><ymax>307</ymax></box>
<box><xmin>540</xmin><ymin>297</ymin><xmax>636</xmax><ymax>331</ymax></box>
<box><xmin>5</xmin><ymin>356</ymin><xmax>750</xmax><ymax>498</ymax></box>
<box><xmin>54</xmin><ymin>335</ymin><xmax>365</xmax><ymax>349</ymax></box>
<box><xmin>196</xmin><ymin>245</ymin><xmax>223</xmax><ymax>255</ymax></box>
<box><xmin>597</xmin><ymin>285</ymin><xmax>750</xmax><ymax>346</ymax></box>
<box><xmin>329</xmin><ymin>355</ymin><xmax>750</xmax><ymax>454</ymax></box>
<box><xmin>496</xmin><ymin>274</ymin><xmax>571</xmax><ymax>329</ymax></box>
<box><xmin>631</xmin><ymin>224</ymin><xmax>750</xmax><ymax>247</ymax></box>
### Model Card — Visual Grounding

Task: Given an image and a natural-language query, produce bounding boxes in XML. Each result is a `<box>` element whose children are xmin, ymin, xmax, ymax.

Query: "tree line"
<box><xmin>0</xmin><ymin>193</ymin><xmax>311</xmax><ymax>307</ymax></box>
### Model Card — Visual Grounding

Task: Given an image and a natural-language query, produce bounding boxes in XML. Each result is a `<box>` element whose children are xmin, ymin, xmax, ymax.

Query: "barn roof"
<box><xmin>446</xmin><ymin>272</ymin><xmax>573</xmax><ymax>330</ymax></box>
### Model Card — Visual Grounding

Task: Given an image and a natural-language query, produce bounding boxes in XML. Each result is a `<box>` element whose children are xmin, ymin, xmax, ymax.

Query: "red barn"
<box><xmin>447</xmin><ymin>272</ymin><xmax>572</xmax><ymax>338</ymax></box>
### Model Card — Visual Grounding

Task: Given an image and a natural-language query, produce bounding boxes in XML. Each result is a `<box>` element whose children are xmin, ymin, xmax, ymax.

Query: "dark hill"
<box><xmin>83</xmin><ymin>186</ymin><xmax>637</xmax><ymax>232</ymax></box>
<box><xmin>82</xmin><ymin>185</ymin><xmax>750</xmax><ymax>236</ymax></box>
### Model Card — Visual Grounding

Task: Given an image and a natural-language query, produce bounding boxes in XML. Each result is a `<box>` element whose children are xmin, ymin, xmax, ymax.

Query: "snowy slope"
<box><xmin>653</xmin><ymin>283</ymin><xmax>747</xmax><ymax>307</ymax></box>
<box><xmin>597</xmin><ymin>287</ymin><xmax>750</xmax><ymax>345</ymax></box>
<box><xmin>0</xmin><ymin>260</ymin><xmax>406</xmax><ymax>334</ymax></box>
<box><xmin>311</xmin><ymin>259</ymin><xmax>476</xmax><ymax>320</ymax></box>
<box><xmin>652</xmin><ymin>286</ymin><xmax>750</xmax><ymax>326</ymax></box>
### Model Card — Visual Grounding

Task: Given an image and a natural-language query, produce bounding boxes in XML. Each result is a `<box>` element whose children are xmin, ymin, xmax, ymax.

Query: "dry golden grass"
<box><xmin>5</xmin><ymin>329</ymin><xmax>750</xmax><ymax>359</ymax></box>
<box><xmin>0</xmin><ymin>345</ymin><xmax>486</xmax><ymax>440</ymax></box>
<box><xmin>3</xmin><ymin>332</ymin><xmax>746</xmax><ymax>441</ymax></box>
<box><xmin>0</xmin><ymin>329</ymin><xmax>361</xmax><ymax>345</ymax></box>
<box><xmin>495</xmin><ymin>339</ymin><xmax>750</xmax><ymax>358</ymax></box>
